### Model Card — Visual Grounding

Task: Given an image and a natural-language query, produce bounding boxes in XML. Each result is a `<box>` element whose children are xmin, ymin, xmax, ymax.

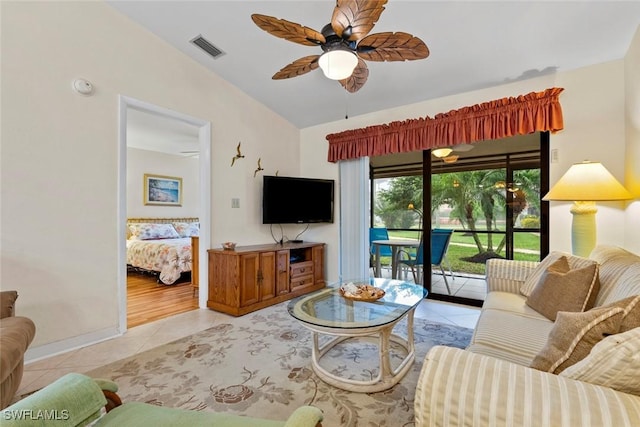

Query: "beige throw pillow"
<box><xmin>525</xmin><ymin>256</ymin><xmax>600</xmax><ymax>321</ymax></box>
<box><xmin>520</xmin><ymin>252</ymin><xmax>598</xmax><ymax>297</ymax></box>
<box><xmin>606</xmin><ymin>295</ymin><xmax>640</xmax><ymax>333</ymax></box>
<box><xmin>530</xmin><ymin>305</ymin><xmax>624</xmax><ymax>374</ymax></box>
<box><xmin>560</xmin><ymin>327</ymin><xmax>640</xmax><ymax>396</ymax></box>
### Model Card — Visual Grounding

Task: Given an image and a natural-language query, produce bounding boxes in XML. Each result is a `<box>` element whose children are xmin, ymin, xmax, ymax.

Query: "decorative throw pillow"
<box><xmin>128</xmin><ymin>223</ymin><xmax>180</xmax><ymax>240</ymax></box>
<box><xmin>525</xmin><ymin>256</ymin><xmax>600</xmax><ymax>320</ymax></box>
<box><xmin>520</xmin><ymin>251</ymin><xmax>598</xmax><ymax>297</ymax></box>
<box><xmin>530</xmin><ymin>305</ymin><xmax>624</xmax><ymax>374</ymax></box>
<box><xmin>172</xmin><ymin>222</ymin><xmax>199</xmax><ymax>238</ymax></box>
<box><xmin>606</xmin><ymin>295</ymin><xmax>640</xmax><ymax>333</ymax></box>
<box><xmin>560</xmin><ymin>327</ymin><xmax>640</xmax><ymax>396</ymax></box>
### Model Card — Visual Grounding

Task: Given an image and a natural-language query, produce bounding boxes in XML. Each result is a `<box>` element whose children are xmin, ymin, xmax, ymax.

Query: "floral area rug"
<box><xmin>87</xmin><ymin>302</ymin><xmax>473</xmax><ymax>426</ymax></box>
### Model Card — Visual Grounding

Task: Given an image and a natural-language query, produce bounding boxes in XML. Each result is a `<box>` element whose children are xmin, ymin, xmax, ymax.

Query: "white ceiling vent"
<box><xmin>191</xmin><ymin>35</ymin><xmax>225</xmax><ymax>59</ymax></box>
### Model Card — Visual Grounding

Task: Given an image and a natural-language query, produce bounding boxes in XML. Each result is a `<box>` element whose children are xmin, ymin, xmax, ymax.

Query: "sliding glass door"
<box><xmin>370</xmin><ymin>133</ymin><xmax>549</xmax><ymax>305</ymax></box>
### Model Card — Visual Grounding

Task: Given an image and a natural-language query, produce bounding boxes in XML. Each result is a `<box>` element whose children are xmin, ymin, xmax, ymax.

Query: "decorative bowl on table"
<box><xmin>222</xmin><ymin>242</ymin><xmax>236</xmax><ymax>250</ymax></box>
<box><xmin>339</xmin><ymin>282</ymin><xmax>385</xmax><ymax>302</ymax></box>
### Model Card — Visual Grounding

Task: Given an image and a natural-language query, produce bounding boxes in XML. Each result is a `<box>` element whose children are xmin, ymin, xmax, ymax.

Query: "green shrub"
<box><xmin>520</xmin><ymin>215</ymin><xmax>540</xmax><ymax>228</ymax></box>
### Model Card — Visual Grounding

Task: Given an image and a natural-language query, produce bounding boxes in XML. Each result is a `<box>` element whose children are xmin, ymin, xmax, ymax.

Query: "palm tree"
<box><xmin>513</xmin><ymin>169</ymin><xmax>541</xmax><ymax>218</ymax></box>
<box><xmin>433</xmin><ymin>169</ymin><xmax>505</xmax><ymax>256</ymax></box>
<box><xmin>375</xmin><ymin>168</ymin><xmax>539</xmax><ymax>264</ymax></box>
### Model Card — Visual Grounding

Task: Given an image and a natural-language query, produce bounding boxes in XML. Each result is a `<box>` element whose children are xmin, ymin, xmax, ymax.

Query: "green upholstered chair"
<box><xmin>1</xmin><ymin>373</ymin><xmax>323</xmax><ymax>427</ymax></box>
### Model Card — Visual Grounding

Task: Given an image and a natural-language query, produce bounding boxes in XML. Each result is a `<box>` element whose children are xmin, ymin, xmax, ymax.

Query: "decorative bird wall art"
<box><xmin>230</xmin><ymin>142</ymin><xmax>245</xmax><ymax>166</ymax></box>
<box><xmin>254</xmin><ymin>158</ymin><xmax>264</xmax><ymax>177</ymax></box>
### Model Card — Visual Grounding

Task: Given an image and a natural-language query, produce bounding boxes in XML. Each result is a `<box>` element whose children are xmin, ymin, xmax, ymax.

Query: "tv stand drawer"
<box><xmin>290</xmin><ymin>261</ymin><xmax>313</xmax><ymax>278</ymax></box>
<box><xmin>291</xmin><ymin>274</ymin><xmax>314</xmax><ymax>291</ymax></box>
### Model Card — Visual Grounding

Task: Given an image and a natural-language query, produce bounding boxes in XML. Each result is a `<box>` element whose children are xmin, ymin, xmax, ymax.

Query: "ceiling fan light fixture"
<box><xmin>451</xmin><ymin>144</ymin><xmax>475</xmax><ymax>152</ymax></box>
<box><xmin>432</xmin><ymin>148</ymin><xmax>453</xmax><ymax>158</ymax></box>
<box><xmin>318</xmin><ymin>49</ymin><xmax>358</xmax><ymax>80</ymax></box>
<box><xmin>443</xmin><ymin>155</ymin><xmax>459</xmax><ymax>164</ymax></box>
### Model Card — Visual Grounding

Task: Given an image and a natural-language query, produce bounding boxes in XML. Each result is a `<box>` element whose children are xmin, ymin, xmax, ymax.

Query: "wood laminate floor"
<box><xmin>127</xmin><ymin>271</ymin><xmax>199</xmax><ymax>328</ymax></box>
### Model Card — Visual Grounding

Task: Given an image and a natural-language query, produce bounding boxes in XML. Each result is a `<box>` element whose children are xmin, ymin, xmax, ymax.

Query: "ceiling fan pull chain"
<box><xmin>345</xmin><ymin>91</ymin><xmax>349</xmax><ymax>120</ymax></box>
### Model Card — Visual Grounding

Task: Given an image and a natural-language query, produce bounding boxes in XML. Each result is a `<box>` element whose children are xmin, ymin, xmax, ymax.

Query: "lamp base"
<box><xmin>570</xmin><ymin>201</ymin><xmax>597</xmax><ymax>258</ymax></box>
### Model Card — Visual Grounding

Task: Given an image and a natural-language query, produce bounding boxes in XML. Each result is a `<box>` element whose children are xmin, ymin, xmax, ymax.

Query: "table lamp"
<box><xmin>542</xmin><ymin>160</ymin><xmax>632</xmax><ymax>257</ymax></box>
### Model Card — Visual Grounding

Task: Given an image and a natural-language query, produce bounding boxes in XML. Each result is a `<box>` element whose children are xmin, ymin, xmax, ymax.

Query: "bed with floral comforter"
<box><xmin>126</xmin><ymin>238</ymin><xmax>193</xmax><ymax>285</ymax></box>
<box><xmin>126</xmin><ymin>220</ymin><xmax>199</xmax><ymax>285</ymax></box>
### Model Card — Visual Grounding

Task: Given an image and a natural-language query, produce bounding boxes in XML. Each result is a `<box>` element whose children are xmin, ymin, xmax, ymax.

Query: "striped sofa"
<box><xmin>415</xmin><ymin>245</ymin><xmax>640</xmax><ymax>426</ymax></box>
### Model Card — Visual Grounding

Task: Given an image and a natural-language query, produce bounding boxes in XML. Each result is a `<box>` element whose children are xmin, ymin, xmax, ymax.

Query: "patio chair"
<box><xmin>397</xmin><ymin>229</ymin><xmax>454</xmax><ymax>294</ymax></box>
<box><xmin>432</xmin><ymin>228</ymin><xmax>455</xmax><ymax>281</ymax></box>
<box><xmin>370</xmin><ymin>227</ymin><xmax>393</xmax><ymax>276</ymax></box>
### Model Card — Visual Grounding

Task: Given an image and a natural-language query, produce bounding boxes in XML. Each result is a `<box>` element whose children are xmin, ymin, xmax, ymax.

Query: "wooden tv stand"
<box><xmin>207</xmin><ymin>241</ymin><xmax>325</xmax><ymax>316</ymax></box>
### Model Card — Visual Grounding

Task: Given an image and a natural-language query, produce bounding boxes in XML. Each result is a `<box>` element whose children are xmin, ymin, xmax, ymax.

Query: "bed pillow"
<box><xmin>525</xmin><ymin>256</ymin><xmax>599</xmax><ymax>320</ymax></box>
<box><xmin>529</xmin><ymin>305</ymin><xmax>624</xmax><ymax>374</ymax></box>
<box><xmin>128</xmin><ymin>223</ymin><xmax>180</xmax><ymax>240</ymax></box>
<box><xmin>560</xmin><ymin>327</ymin><xmax>640</xmax><ymax>396</ymax></box>
<box><xmin>172</xmin><ymin>222</ymin><xmax>199</xmax><ymax>238</ymax></box>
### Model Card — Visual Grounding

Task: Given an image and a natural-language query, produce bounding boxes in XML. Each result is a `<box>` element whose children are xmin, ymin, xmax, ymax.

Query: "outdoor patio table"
<box><xmin>371</xmin><ymin>239</ymin><xmax>420</xmax><ymax>279</ymax></box>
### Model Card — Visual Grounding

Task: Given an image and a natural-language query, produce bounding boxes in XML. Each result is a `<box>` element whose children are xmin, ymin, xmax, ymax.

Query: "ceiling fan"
<box><xmin>251</xmin><ymin>0</ymin><xmax>429</xmax><ymax>93</ymax></box>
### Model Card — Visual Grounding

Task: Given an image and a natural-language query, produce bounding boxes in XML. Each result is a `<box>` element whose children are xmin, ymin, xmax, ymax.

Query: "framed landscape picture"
<box><xmin>144</xmin><ymin>174</ymin><xmax>182</xmax><ymax>206</ymax></box>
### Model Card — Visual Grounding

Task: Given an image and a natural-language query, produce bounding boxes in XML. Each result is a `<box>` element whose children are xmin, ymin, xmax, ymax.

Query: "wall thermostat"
<box><xmin>72</xmin><ymin>78</ymin><xmax>94</xmax><ymax>96</ymax></box>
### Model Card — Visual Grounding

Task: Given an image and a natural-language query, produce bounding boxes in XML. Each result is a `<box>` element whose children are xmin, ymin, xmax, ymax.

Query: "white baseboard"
<box><xmin>24</xmin><ymin>326</ymin><xmax>122</xmax><ymax>364</ymax></box>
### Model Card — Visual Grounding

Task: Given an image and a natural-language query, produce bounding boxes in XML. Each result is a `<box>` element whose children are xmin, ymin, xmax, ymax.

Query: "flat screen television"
<box><xmin>262</xmin><ymin>175</ymin><xmax>334</xmax><ymax>224</ymax></box>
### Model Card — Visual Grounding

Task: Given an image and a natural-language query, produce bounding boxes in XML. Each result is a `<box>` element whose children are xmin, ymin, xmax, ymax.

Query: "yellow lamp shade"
<box><xmin>543</xmin><ymin>161</ymin><xmax>632</xmax><ymax>201</ymax></box>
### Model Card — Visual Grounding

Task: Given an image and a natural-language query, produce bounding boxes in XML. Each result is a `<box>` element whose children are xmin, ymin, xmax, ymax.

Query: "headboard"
<box><xmin>126</xmin><ymin>217</ymin><xmax>199</xmax><ymax>240</ymax></box>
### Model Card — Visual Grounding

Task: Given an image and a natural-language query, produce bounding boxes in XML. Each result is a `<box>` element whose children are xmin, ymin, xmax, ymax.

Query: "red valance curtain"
<box><xmin>326</xmin><ymin>87</ymin><xmax>564</xmax><ymax>162</ymax></box>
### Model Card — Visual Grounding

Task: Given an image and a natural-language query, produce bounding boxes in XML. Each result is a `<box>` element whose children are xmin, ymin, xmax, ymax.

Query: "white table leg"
<box><xmin>306</xmin><ymin>308</ymin><xmax>417</xmax><ymax>393</ymax></box>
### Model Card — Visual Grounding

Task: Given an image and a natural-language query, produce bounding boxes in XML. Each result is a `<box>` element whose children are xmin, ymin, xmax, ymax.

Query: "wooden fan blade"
<box><xmin>357</xmin><ymin>32</ymin><xmax>429</xmax><ymax>61</ymax></box>
<box><xmin>339</xmin><ymin>58</ymin><xmax>369</xmax><ymax>93</ymax></box>
<box><xmin>272</xmin><ymin>55</ymin><xmax>320</xmax><ymax>80</ymax></box>
<box><xmin>251</xmin><ymin>14</ymin><xmax>325</xmax><ymax>46</ymax></box>
<box><xmin>331</xmin><ymin>0</ymin><xmax>388</xmax><ymax>41</ymax></box>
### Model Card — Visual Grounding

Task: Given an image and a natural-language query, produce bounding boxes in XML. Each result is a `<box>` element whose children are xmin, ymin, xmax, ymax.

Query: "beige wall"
<box><xmin>127</xmin><ymin>148</ymin><xmax>200</xmax><ymax>218</ymax></box>
<box><xmin>1</xmin><ymin>1</ymin><xmax>300</xmax><ymax>355</ymax></box>
<box><xmin>624</xmin><ymin>25</ymin><xmax>640</xmax><ymax>253</ymax></box>
<box><xmin>302</xmin><ymin>60</ymin><xmax>632</xmax><ymax>274</ymax></box>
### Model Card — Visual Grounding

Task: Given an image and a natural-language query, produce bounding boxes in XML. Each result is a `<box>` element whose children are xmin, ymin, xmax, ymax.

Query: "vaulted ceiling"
<box><xmin>109</xmin><ymin>1</ymin><xmax>640</xmax><ymax>129</ymax></box>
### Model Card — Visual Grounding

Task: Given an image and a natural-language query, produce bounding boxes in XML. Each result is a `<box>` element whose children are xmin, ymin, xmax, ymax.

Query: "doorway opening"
<box><xmin>118</xmin><ymin>96</ymin><xmax>211</xmax><ymax>332</ymax></box>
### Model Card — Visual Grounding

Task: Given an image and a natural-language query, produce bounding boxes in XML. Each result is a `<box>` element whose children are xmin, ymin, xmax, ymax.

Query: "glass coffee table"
<box><xmin>287</xmin><ymin>278</ymin><xmax>427</xmax><ymax>392</ymax></box>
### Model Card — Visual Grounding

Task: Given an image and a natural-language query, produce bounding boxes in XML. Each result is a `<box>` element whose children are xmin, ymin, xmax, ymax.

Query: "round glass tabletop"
<box><xmin>287</xmin><ymin>277</ymin><xmax>427</xmax><ymax>329</ymax></box>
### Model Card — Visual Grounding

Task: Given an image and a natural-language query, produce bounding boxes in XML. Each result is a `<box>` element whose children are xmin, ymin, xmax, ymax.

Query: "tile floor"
<box><xmin>17</xmin><ymin>280</ymin><xmax>483</xmax><ymax>399</ymax></box>
<box><xmin>381</xmin><ymin>265</ymin><xmax>488</xmax><ymax>301</ymax></box>
<box><xmin>430</xmin><ymin>272</ymin><xmax>487</xmax><ymax>300</ymax></box>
